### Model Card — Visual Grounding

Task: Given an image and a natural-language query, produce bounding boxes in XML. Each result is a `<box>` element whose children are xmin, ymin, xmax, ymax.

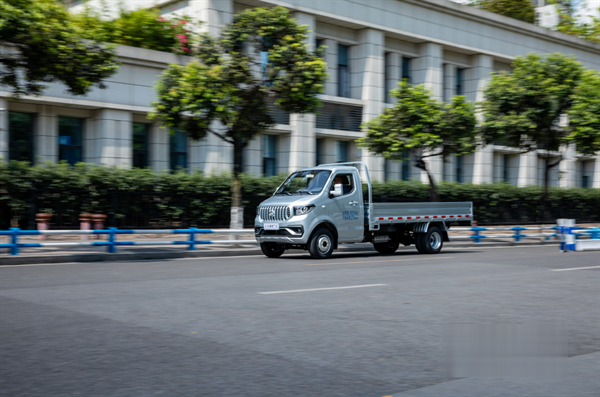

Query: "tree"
<box><xmin>479</xmin><ymin>53</ymin><xmax>598</xmax><ymax>206</ymax></box>
<box><xmin>469</xmin><ymin>0</ymin><xmax>536</xmax><ymax>23</ymax></box>
<box><xmin>358</xmin><ymin>81</ymin><xmax>477</xmax><ymax>202</ymax></box>
<box><xmin>151</xmin><ymin>6</ymin><xmax>327</xmax><ymax>228</ymax></box>
<box><xmin>71</xmin><ymin>1</ymin><xmax>200</xmax><ymax>54</ymax></box>
<box><xmin>549</xmin><ymin>0</ymin><xmax>600</xmax><ymax>43</ymax></box>
<box><xmin>0</xmin><ymin>0</ymin><xmax>118</xmax><ymax>97</ymax></box>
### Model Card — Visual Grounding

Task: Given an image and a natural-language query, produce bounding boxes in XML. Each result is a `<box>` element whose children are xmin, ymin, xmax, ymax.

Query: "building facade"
<box><xmin>1</xmin><ymin>0</ymin><xmax>599</xmax><ymax>188</ymax></box>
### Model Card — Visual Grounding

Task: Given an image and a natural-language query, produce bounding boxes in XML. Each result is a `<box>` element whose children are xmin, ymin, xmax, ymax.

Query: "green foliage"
<box><xmin>0</xmin><ymin>0</ymin><xmax>118</xmax><ymax>97</ymax></box>
<box><xmin>1</xmin><ymin>162</ymin><xmax>598</xmax><ymax>228</ymax></box>
<box><xmin>469</xmin><ymin>0</ymin><xmax>536</xmax><ymax>23</ymax></box>
<box><xmin>71</xmin><ymin>1</ymin><xmax>199</xmax><ymax>54</ymax></box>
<box><xmin>358</xmin><ymin>81</ymin><xmax>477</xmax><ymax>201</ymax></box>
<box><xmin>549</xmin><ymin>0</ymin><xmax>600</xmax><ymax>43</ymax></box>
<box><xmin>567</xmin><ymin>70</ymin><xmax>600</xmax><ymax>154</ymax></box>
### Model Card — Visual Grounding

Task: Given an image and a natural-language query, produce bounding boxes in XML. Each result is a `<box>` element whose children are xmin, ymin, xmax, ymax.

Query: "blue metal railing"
<box><xmin>0</xmin><ymin>228</ymin><xmax>255</xmax><ymax>256</ymax></box>
<box><xmin>449</xmin><ymin>226</ymin><xmax>559</xmax><ymax>243</ymax></box>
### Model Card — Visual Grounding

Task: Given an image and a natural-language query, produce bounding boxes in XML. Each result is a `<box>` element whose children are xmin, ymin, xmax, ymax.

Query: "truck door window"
<box><xmin>331</xmin><ymin>173</ymin><xmax>354</xmax><ymax>196</ymax></box>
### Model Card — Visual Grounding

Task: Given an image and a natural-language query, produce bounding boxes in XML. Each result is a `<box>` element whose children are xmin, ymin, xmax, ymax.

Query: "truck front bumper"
<box><xmin>254</xmin><ymin>225</ymin><xmax>307</xmax><ymax>245</ymax></box>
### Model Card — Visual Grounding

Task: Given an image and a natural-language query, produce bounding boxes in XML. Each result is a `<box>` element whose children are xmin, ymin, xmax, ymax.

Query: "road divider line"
<box><xmin>257</xmin><ymin>284</ymin><xmax>387</xmax><ymax>294</ymax></box>
<box><xmin>308</xmin><ymin>256</ymin><xmax>453</xmax><ymax>266</ymax></box>
<box><xmin>551</xmin><ymin>265</ymin><xmax>600</xmax><ymax>271</ymax></box>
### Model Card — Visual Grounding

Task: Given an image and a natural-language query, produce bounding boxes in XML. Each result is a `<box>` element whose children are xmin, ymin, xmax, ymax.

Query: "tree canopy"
<box><xmin>358</xmin><ymin>81</ymin><xmax>477</xmax><ymax>201</ymax></box>
<box><xmin>0</xmin><ymin>0</ymin><xmax>118</xmax><ymax>97</ymax></box>
<box><xmin>470</xmin><ymin>0</ymin><xmax>536</xmax><ymax>23</ymax></box>
<box><xmin>151</xmin><ymin>6</ymin><xmax>327</xmax><ymax>226</ymax></box>
<box><xmin>550</xmin><ymin>0</ymin><xmax>600</xmax><ymax>43</ymax></box>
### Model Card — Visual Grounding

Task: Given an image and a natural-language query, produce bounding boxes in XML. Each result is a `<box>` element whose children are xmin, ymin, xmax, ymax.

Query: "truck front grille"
<box><xmin>259</xmin><ymin>206</ymin><xmax>291</xmax><ymax>222</ymax></box>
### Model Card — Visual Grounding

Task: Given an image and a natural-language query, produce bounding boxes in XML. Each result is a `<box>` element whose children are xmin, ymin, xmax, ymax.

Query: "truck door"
<box><xmin>328</xmin><ymin>172</ymin><xmax>364</xmax><ymax>242</ymax></box>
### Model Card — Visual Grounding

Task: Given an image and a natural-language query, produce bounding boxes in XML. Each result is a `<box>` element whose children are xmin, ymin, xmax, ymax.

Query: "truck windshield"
<box><xmin>275</xmin><ymin>170</ymin><xmax>332</xmax><ymax>195</ymax></box>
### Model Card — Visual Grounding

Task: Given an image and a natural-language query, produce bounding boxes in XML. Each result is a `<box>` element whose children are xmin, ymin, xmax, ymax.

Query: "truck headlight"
<box><xmin>294</xmin><ymin>205</ymin><xmax>316</xmax><ymax>216</ymax></box>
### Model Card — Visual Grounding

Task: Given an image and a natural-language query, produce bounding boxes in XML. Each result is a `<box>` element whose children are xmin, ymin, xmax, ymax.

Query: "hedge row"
<box><xmin>1</xmin><ymin>161</ymin><xmax>598</xmax><ymax>229</ymax></box>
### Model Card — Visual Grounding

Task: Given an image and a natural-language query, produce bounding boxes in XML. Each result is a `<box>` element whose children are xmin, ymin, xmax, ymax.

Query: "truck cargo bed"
<box><xmin>369</xmin><ymin>202</ymin><xmax>472</xmax><ymax>225</ymax></box>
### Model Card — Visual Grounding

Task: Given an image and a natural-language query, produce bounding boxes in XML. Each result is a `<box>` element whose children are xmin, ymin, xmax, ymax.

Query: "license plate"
<box><xmin>264</xmin><ymin>223</ymin><xmax>279</xmax><ymax>230</ymax></box>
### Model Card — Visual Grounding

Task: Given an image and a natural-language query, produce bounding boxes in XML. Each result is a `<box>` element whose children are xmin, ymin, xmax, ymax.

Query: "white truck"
<box><xmin>254</xmin><ymin>162</ymin><xmax>473</xmax><ymax>259</ymax></box>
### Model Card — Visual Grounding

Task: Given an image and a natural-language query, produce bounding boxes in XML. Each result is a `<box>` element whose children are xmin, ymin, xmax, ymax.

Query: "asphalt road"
<box><xmin>1</xmin><ymin>246</ymin><xmax>599</xmax><ymax>397</ymax></box>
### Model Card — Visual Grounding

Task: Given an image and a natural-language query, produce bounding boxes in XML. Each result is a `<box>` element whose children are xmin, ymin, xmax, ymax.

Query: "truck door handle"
<box><xmin>349</xmin><ymin>201</ymin><xmax>358</xmax><ymax>205</ymax></box>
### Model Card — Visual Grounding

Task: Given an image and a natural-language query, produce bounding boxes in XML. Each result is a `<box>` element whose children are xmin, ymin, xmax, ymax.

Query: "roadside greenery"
<box><xmin>1</xmin><ymin>162</ymin><xmax>598</xmax><ymax>229</ymax></box>
<box><xmin>71</xmin><ymin>1</ymin><xmax>200</xmax><ymax>54</ymax></box>
<box><xmin>468</xmin><ymin>0</ymin><xmax>536</xmax><ymax>23</ymax></box>
<box><xmin>358</xmin><ymin>81</ymin><xmax>477</xmax><ymax>202</ymax></box>
<box><xmin>0</xmin><ymin>0</ymin><xmax>118</xmax><ymax>97</ymax></box>
<box><xmin>550</xmin><ymin>0</ymin><xmax>600</xmax><ymax>43</ymax></box>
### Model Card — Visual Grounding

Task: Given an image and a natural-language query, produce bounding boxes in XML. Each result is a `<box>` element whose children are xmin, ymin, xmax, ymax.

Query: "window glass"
<box><xmin>132</xmin><ymin>123</ymin><xmax>149</xmax><ymax>168</ymax></box>
<box><xmin>9</xmin><ymin>112</ymin><xmax>34</xmax><ymax>162</ymax></box>
<box><xmin>276</xmin><ymin>169</ymin><xmax>331</xmax><ymax>195</ymax></box>
<box><xmin>58</xmin><ymin>116</ymin><xmax>83</xmax><ymax>165</ymax></box>
<box><xmin>402</xmin><ymin>149</ymin><xmax>410</xmax><ymax>181</ymax></box>
<box><xmin>402</xmin><ymin>57</ymin><xmax>412</xmax><ymax>83</ymax></box>
<box><xmin>337</xmin><ymin>141</ymin><xmax>348</xmax><ymax>163</ymax></box>
<box><xmin>330</xmin><ymin>173</ymin><xmax>354</xmax><ymax>196</ymax></box>
<box><xmin>456</xmin><ymin>155</ymin><xmax>463</xmax><ymax>183</ymax></box>
<box><xmin>456</xmin><ymin>68</ymin><xmax>464</xmax><ymax>96</ymax></box>
<box><xmin>263</xmin><ymin>134</ymin><xmax>277</xmax><ymax>177</ymax></box>
<box><xmin>170</xmin><ymin>129</ymin><xmax>187</xmax><ymax>170</ymax></box>
<box><xmin>338</xmin><ymin>44</ymin><xmax>350</xmax><ymax>97</ymax></box>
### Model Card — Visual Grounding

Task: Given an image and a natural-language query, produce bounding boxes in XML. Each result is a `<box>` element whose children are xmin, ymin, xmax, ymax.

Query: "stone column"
<box><xmin>385</xmin><ymin>52</ymin><xmax>401</xmax><ymax>104</ymax></box>
<box><xmin>35</xmin><ymin>105</ymin><xmax>58</xmax><ymax>163</ymax></box>
<box><xmin>288</xmin><ymin>12</ymin><xmax>317</xmax><ymax>171</ymax></box>
<box><xmin>354</xmin><ymin>29</ymin><xmax>385</xmax><ymax>181</ymax></box>
<box><xmin>414</xmin><ymin>43</ymin><xmax>443</xmax><ymax>185</ymax></box>
<box><xmin>443</xmin><ymin>63</ymin><xmax>456</xmax><ymax>102</ymax></box>
<box><xmin>194</xmin><ymin>0</ymin><xmax>233</xmax><ymax>36</ymax></box>
<box><xmin>0</xmin><ymin>97</ymin><xmax>8</xmax><ymax>162</ymax></box>
<box><xmin>593</xmin><ymin>154</ymin><xmax>600</xmax><ymax>189</ymax></box>
<box><xmin>467</xmin><ymin>54</ymin><xmax>494</xmax><ymax>185</ymax></box>
<box><xmin>559</xmin><ymin>144</ymin><xmax>577</xmax><ymax>188</ymax></box>
<box><xmin>92</xmin><ymin>109</ymin><xmax>133</xmax><ymax>167</ymax></box>
<box><xmin>323</xmin><ymin>38</ymin><xmax>338</xmax><ymax>97</ymax></box>
<box><xmin>149</xmin><ymin>124</ymin><xmax>169</xmax><ymax>173</ymax></box>
<box><xmin>517</xmin><ymin>151</ymin><xmax>538</xmax><ymax>187</ymax></box>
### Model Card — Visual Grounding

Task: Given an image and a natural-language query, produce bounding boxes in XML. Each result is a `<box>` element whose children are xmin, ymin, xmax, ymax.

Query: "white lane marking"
<box><xmin>551</xmin><ymin>266</ymin><xmax>600</xmax><ymax>272</ymax></box>
<box><xmin>257</xmin><ymin>284</ymin><xmax>387</xmax><ymax>294</ymax></box>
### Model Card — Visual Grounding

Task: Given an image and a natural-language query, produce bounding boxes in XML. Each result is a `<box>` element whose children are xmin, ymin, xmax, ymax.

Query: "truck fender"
<box><xmin>308</xmin><ymin>221</ymin><xmax>339</xmax><ymax>249</ymax></box>
<box><xmin>413</xmin><ymin>222</ymin><xmax>449</xmax><ymax>242</ymax></box>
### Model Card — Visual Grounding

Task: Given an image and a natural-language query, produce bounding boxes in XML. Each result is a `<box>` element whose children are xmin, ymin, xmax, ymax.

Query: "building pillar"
<box><xmin>195</xmin><ymin>131</ymin><xmax>233</xmax><ymax>175</ymax></box>
<box><xmin>385</xmin><ymin>52</ymin><xmax>401</xmax><ymax>104</ymax></box>
<box><xmin>472</xmin><ymin>145</ymin><xmax>494</xmax><ymax>184</ymax></box>
<box><xmin>593</xmin><ymin>154</ymin><xmax>600</xmax><ymax>189</ymax></box>
<box><xmin>0</xmin><ymin>97</ymin><xmax>8</xmax><ymax>162</ymax></box>
<box><xmin>323</xmin><ymin>38</ymin><xmax>338</xmax><ymax>97</ymax></box>
<box><xmin>443</xmin><ymin>63</ymin><xmax>456</xmax><ymax>102</ymax></box>
<box><xmin>35</xmin><ymin>105</ymin><xmax>58</xmax><ymax>163</ymax></box>
<box><xmin>289</xmin><ymin>12</ymin><xmax>317</xmax><ymax>171</ymax></box>
<box><xmin>517</xmin><ymin>151</ymin><xmax>538</xmax><ymax>187</ymax></box>
<box><xmin>91</xmin><ymin>109</ymin><xmax>132</xmax><ymax>167</ymax></box>
<box><xmin>559</xmin><ymin>144</ymin><xmax>577</xmax><ymax>188</ymax></box>
<box><xmin>194</xmin><ymin>0</ymin><xmax>233</xmax><ymax>36</ymax></box>
<box><xmin>242</xmin><ymin>134</ymin><xmax>262</xmax><ymax>176</ymax></box>
<box><xmin>149</xmin><ymin>124</ymin><xmax>169</xmax><ymax>173</ymax></box>
<box><xmin>355</xmin><ymin>28</ymin><xmax>385</xmax><ymax>181</ymax></box>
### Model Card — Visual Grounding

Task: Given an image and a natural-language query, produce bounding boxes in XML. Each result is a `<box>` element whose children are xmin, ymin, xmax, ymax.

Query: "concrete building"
<box><xmin>1</xmin><ymin>0</ymin><xmax>599</xmax><ymax>188</ymax></box>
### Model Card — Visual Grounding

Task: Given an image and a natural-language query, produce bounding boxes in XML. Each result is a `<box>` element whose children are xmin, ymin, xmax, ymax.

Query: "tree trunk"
<box><xmin>538</xmin><ymin>156</ymin><xmax>561</xmax><ymax>222</ymax></box>
<box><xmin>415</xmin><ymin>158</ymin><xmax>440</xmax><ymax>202</ymax></box>
<box><xmin>230</xmin><ymin>142</ymin><xmax>244</xmax><ymax>234</ymax></box>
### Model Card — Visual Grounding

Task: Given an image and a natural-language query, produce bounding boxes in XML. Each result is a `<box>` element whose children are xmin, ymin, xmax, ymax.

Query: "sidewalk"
<box><xmin>0</xmin><ymin>228</ymin><xmax>561</xmax><ymax>265</ymax></box>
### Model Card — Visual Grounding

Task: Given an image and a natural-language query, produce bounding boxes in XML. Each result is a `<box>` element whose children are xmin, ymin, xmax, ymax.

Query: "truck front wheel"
<box><xmin>260</xmin><ymin>242</ymin><xmax>285</xmax><ymax>258</ymax></box>
<box><xmin>308</xmin><ymin>228</ymin><xmax>334</xmax><ymax>259</ymax></box>
<box><xmin>373</xmin><ymin>240</ymin><xmax>399</xmax><ymax>254</ymax></box>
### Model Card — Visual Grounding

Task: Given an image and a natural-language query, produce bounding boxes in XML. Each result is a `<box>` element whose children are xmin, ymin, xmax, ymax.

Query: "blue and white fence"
<box><xmin>556</xmin><ymin>219</ymin><xmax>600</xmax><ymax>252</ymax></box>
<box><xmin>450</xmin><ymin>226</ymin><xmax>558</xmax><ymax>243</ymax></box>
<box><xmin>0</xmin><ymin>228</ymin><xmax>255</xmax><ymax>256</ymax></box>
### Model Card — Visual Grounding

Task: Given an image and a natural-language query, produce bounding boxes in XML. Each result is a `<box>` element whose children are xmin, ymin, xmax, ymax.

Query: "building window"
<box><xmin>170</xmin><ymin>129</ymin><xmax>187</xmax><ymax>170</ymax></box>
<box><xmin>337</xmin><ymin>141</ymin><xmax>348</xmax><ymax>163</ymax></box>
<box><xmin>316</xmin><ymin>38</ymin><xmax>324</xmax><ymax>51</ymax></box>
<box><xmin>582</xmin><ymin>175</ymin><xmax>589</xmax><ymax>188</ymax></box>
<box><xmin>58</xmin><ymin>116</ymin><xmax>83</xmax><ymax>165</ymax></box>
<box><xmin>263</xmin><ymin>134</ymin><xmax>277</xmax><ymax>177</ymax></box>
<box><xmin>456</xmin><ymin>155</ymin><xmax>463</xmax><ymax>183</ymax></box>
<box><xmin>402</xmin><ymin>149</ymin><xmax>410</xmax><ymax>181</ymax></box>
<box><xmin>316</xmin><ymin>102</ymin><xmax>362</xmax><ymax>131</ymax></box>
<box><xmin>503</xmin><ymin>154</ymin><xmax>509</xmax><ymax>182</ymax></box>
<box><xmin>402</xmin><ymin>57</ymin><xmax>412</xmax><ymax>83</ymax></box>
<box><xmin>338</xmin><ymin>44</ymin><xmax>350</xmax><ymax>97</ymax></box>
<box><xmin>8</xmin><ymin>112</ymin><xmax>34</xmax><ymax>162</ymax></box>
<box><xmin>456</xmin><ymin>68</ymin><xmax>464</xmax><ymax>96</ymax></box>
<box><xmin>132</xmin><ymin>123</ymin><xmax>149</xmax><ymax>168</ymax></box>
<box><xmin>159</xmin><ymin>0</ymin><xmax>189</xmax><ymax>14</ymax></box>
<box><xmin>316</xmin><ymin>138</ymin><xmax>324</xmax><ymax>165</ymax></box>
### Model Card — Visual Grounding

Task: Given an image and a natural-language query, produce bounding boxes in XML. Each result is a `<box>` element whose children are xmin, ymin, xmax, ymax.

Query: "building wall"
<box><xmin>2</xmin><ymin>0</ymin><xmax>599</xmax><ymax>189</ymax></box>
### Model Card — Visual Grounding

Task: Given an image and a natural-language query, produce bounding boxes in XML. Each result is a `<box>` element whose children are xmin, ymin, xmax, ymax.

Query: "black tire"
<box><xmin>373</xmin><ymin>240</ymin><xmax>400</xmax><ymax>254</ymax></box>
<box><xmin>423</xmin><ymin>227</ymin><xmax>443</xmax><ymax>254</ymax></box>
<box><xmin>415</xmin><ymin>233</ymin><xmax>427</xmax><ymax>254</ymax></box>
<box><xmin>260</xmin><ymin>242</ymin><xmax>285</xmax><ymax>258</ymax></box>
<box><xmin>308</xmin><ymin>228</ymin><xmax>335</xmax><ymax>259</ymax></box>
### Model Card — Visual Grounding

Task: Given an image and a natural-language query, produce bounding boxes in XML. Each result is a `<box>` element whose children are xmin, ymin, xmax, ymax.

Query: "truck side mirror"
<box><xmin>330</xmin><ymin>184</ymin><xmax>343</xmax><ymax>197</ymax></box>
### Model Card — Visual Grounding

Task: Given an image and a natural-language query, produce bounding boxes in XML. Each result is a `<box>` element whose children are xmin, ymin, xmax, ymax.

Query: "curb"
<box><xmin>0</xmin><ymin>240</ymin><xmax>558</xmax><ymax>266</ymax></box>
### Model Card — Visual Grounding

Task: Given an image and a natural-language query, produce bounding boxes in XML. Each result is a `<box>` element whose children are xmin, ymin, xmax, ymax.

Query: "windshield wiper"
<box><xmin>296</xmin><ymin>190</ymin><xmax>314</xmax><ymax>195</ymax></box>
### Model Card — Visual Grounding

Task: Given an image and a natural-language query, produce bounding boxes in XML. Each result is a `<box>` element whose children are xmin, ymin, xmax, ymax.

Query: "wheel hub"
<box><xmin>317</xmin><ymin>235</ymin><xmax>331</xmax><ymax>253</ymax></box>
<box><xmin>429</xmin><ymin>232</ymin><xmax>441</xmax><ymax>250</ymax></box>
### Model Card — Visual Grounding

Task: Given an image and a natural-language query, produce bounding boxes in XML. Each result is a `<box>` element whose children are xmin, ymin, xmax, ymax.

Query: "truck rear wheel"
<box><xmin>308</xmin><ymin>228</ymin><xmax>334</xmax><ymax>259</ymax></box>
<box><xmin>260</xmin><ymin>242</ymin><xmax>285</xmax><ymax>258</ymax></box>
<box><xmin>415</xmin><ymin>234</ymin><xmax>427</xmax><ymax>254</ymax></box>
<box><xmin>423</xmin><ymin>227</ymin><xmax>443</xmax><ymax>254</ymax></box>
<box><xmin>373</xmin><ymin>240</ymin><xmax>399</xmax><ymax>254</ymax></box>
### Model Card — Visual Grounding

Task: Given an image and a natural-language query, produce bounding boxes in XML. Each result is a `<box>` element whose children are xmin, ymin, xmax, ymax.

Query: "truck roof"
<box><xmin>298</xmin><ymin>165</ymin><xmax>358</xmax><ymax>173</ymax></box>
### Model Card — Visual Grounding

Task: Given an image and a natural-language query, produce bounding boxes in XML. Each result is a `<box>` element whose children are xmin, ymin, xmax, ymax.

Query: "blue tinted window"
<box><xmin>9</xmin><ymin>112</ymin><xmax>34</xmax><ymax>162</ymax></box>
<box><xmin>58</xmin><ymin>116</ymin><xmax>83</xmax><ymax>165</ymax></box>
<box><xmin>170</xmin><ymin>129</ymin><xmax>187</xmax><ymax>170</ymax></box>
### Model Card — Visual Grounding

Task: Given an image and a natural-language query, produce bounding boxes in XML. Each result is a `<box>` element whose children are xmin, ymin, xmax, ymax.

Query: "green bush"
<box><xmin>0</xmin><ymin>161</ymin><xmax>598</xmax><ymax>229</ymax></box>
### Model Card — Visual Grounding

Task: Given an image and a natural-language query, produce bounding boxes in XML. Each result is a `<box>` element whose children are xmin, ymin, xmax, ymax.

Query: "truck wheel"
<box><xmin>414</xmin><ymin>234</ymin><xmax>427</xmax><ymax>254</ymax></box>
<box><xmin>423</xmin><ymin>227</ymin><xmax>443</xmax><ymax>254</ymax></box>
<box><xmin>260</xmin><ymin>242</ymin><xmax>285</xmax><ymax>258</ymax></box>
<box><xmin>308</xmin><ymin>228</ymin><xmax>334</xmax><ymax>259</ymax></box>
<box><xmin>373</xmin><ymin>240</ymin><xmax>399</xmax><ymax>255</ymax></box>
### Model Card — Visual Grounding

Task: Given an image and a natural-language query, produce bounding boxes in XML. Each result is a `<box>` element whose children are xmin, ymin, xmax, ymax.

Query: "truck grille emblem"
<box><xmin>269</xmin><ymin>209</ymin><xmax>276</xmax><ymax>218</ymax></box>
